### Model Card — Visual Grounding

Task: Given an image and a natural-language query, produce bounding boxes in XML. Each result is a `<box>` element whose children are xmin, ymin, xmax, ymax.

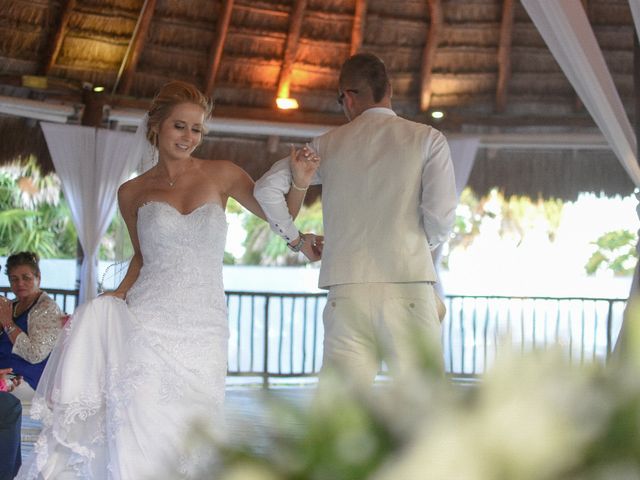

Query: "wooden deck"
<box><xmin>20</xmin><ymin>384</ymin><xmax>317</xmax><ymax>459</ymax></box>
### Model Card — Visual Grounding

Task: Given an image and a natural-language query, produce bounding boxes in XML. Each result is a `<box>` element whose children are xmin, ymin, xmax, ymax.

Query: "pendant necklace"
<box><xmin>160</xmin><ymin>158</ymin><xmax>192</xmax><ymax>187</ymax></box>
<box><xmin>161</xmin><ymin>171</ymin><xmax>178</xmax><ymax>187</ymax></box>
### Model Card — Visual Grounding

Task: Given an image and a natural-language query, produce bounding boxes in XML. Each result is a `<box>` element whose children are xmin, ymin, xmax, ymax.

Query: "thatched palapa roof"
<box><xmin>0</xmin><ymin>0</ymin><xmax>637</xmax><ymax>200</ymax></box>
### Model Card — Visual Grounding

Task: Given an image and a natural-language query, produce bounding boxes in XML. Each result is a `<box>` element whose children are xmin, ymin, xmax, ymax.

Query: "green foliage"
<box><xmin>240</xmin><ymin>199</ymin><xmax>323</xmax><ymax>266</ymax></box>
<box><xmin>448</xmin><ymin>188</ymin><xmax>482</xmax><ymax>250</ymax></box>
<box><xmin>443</xmin><ymin>188</ymin><xmax>565</xmax><ymax>268</ymax></box>
<box><xmin>0</xmin><ymin>161</ymin><xmax>77</xmax><ymax>258</ymax></box>
<box><xmin>542</xmin><ymin>198</ymin><xmax>564</xmax><ymax>242</ymax></box>
<box><xmin>585</xmin><ymin>230</ymin><xmax>637</xmax><ymax>276</ymax></box>
<box><xmin>99</xmin><ymin>210</ymin><xmax>133</xmax><ymax>261</ymax></box>
<box><xmin>0</xmin><ymin>159</ymin><xmax>138</xmax><ymax>262</ymax></box>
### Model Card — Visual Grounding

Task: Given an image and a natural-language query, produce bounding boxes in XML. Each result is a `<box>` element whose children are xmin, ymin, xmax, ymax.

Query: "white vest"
<box><xmin>315</xmin><ymin>110</ymin><xmax>439</xmax><ymax>288</ymax></box>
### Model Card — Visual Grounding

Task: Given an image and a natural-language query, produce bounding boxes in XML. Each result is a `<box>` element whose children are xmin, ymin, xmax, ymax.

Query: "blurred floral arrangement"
<box><xmin>176</xmin><ymin>299</ymin><xmax>640</xmax><ymax>480</ymax></box>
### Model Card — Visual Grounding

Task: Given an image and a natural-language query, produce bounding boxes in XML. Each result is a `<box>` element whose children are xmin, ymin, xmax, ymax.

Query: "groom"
<box><xmin>255</xmin><ymin>53</ymin><xmax>457</xmax><ymax>387</ymax></box>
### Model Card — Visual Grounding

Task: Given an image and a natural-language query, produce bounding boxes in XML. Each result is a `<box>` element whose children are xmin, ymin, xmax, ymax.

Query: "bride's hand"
<box><xmin>101</xmin><ymin>291</ymin><xmax>126</xmax><ymax>300</ymax></box>
<box><xmin>290</xmin><ymin>143</ymin><xmax>320</xmax><ymax>189</ymax></box>
<box><xmin>300</xmin><ymin>233</ymin><xmax>323</xmax><ymax>262</ymax></box>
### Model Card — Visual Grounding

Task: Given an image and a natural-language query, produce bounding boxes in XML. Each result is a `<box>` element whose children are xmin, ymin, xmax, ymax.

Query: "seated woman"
<box><xmin>0</xmin><ymin>252</ymin><xmax>64</xmax><ymax>401</ymax></box>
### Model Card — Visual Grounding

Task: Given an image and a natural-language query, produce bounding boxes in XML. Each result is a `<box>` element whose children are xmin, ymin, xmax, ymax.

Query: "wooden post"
<box><xmin>81</xmin><ymin>88</ymin><xmax>106</xmax><ymax>127</ymax></box>
<box><xmin>74</xmin><ymin>87</ymin><xmax>106</xmax><ymax>290</ymax></box>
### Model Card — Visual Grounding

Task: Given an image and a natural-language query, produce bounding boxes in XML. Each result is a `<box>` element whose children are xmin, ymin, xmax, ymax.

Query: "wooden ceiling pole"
<box><xmin>419</xmin><ymin>0</ymin><xmax>442</xmax><ymax>112</ymax></box>
<box><xmin>40</xmin><ymin>0</ymin><xmax>77</xmax><ymax>75</ymax></box>
<box><xmin>495</xmin><ymin>0</ymin><xmax>515</xmax><ymax>113</ymax></box>
<box><xmin>349</xmin><ymin>0</ymin><xmax>367</xmax><ymax>55</ymax></box>
<box><xmin>114</xmin><ymin>0</ymin><xmax>158</xmax><ymax>95</ymax></box>
<box><xmin>205</xmin><ymin>0</ymin><xmax>235</xmax><ymax>97</ymax></box>
<box><xmin>276</xmin><ymin>0</ymin><xmax>308</xmax><ymax>100</ymax></box>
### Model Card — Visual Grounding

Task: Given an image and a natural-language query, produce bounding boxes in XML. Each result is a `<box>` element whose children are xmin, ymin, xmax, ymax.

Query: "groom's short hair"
<box><xmin>339</xmin><ymin>53</ymin><xmax>390</xmax><ymax>103</ymax></box>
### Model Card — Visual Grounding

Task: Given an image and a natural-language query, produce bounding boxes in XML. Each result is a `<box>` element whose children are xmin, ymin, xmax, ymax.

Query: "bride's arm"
<box><xmin>285</xmin><ymin>144</ymin><xmax>320</xmax><ymax>220</ymax></box>
<box><xmin>221</xmin><ymin>161</ymin><xmax>267</xmax><ymax>220</ymax></box>
<box><xmin>222</xmin><ymin>144</ymin><xmax>319</xmax><ymax>219</ymax></box>
<box><xmin>103</xmin><ymin>183</ymin><xmax>143</xmax><ymax>300</ymax></box>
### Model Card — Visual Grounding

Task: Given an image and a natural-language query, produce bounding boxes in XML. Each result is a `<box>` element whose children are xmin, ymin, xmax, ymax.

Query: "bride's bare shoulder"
<box><xmin>119</xmin><ymin>169</ymin><xmax>154</xmax><ymax>192</ymax></box>
<box><xmin>118</xmin><ymin>171</ymin><xmax>155</xmax><ymax>207</ymax></box>
<box><xmin>196</xmin><ymin>158</ymin><xmax>242</xmax><ymax>178</ymax></box>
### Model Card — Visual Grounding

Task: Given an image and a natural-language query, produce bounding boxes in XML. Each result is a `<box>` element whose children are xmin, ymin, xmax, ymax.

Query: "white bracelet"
<box><xmin>4</xmin><ymin>324</ymin><xmax>16</xmax><ymax>335</ymax></box>
<box><xmin>291</xmin><ymin>180</ymin><xmax>308</xmax><ymax>192</ymax></box>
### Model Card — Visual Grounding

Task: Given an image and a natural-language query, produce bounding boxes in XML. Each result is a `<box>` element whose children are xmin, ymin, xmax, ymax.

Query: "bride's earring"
<box><xmin>148</xmin><ymin>131</ymin><xmax>159</xmax><ymax>166</ymax></box>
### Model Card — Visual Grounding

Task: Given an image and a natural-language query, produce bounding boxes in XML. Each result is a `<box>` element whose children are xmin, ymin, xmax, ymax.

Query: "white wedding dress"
<box><xmin>17</xmin><ymin>201</ymin><xmax>229</xmax><ymax>479</ymax></box>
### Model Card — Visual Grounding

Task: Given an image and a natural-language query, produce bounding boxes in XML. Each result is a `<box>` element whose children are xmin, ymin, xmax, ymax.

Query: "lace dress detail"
<box><xmin>17</xmin><ymin>201</ymin><xmax>229</xmax><ymax>479</ymax></box>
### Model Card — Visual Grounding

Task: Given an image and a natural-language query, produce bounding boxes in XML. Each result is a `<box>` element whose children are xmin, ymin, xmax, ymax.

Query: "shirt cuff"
<box><xmin>272</xmin><ymin>221</ymin><xmax>300</xmax><ymax>244</ymax></box>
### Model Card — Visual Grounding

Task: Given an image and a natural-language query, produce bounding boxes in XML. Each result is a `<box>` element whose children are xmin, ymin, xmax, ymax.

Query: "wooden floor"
<box><xmin>20</xmin><ymin>384</ymin><xmax>317</xmax><ymax>459</ymax></box>
<box><xmin>20</xmin><ymin>378</ymin><xmax>475</xmax><ymax>463</ymax></box>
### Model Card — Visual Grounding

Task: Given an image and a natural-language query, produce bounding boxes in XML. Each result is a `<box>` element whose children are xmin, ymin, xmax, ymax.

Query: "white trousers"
<box><xmin>320</xmin><ymin>282</ymin><xmax>443</xmax><ymax>388</ymax></box>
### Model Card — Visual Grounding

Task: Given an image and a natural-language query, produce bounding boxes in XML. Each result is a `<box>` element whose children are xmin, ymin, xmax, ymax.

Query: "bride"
<box><xmin>17</xmin><ymin>80</ymin><xmax>319</xmax><ymax>479</ymax></box>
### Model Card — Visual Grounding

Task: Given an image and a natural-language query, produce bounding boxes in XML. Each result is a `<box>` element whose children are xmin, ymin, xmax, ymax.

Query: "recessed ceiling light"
<box><xmin>276</xmin><ymin>97</ymin><xmax>299</xmax><ymax>110</ymax></box>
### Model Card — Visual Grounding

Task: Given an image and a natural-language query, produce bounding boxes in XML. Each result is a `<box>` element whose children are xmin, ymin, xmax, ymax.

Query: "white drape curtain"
<box><xmin>434</xmin><ymin>136</ymin><xmax>481</xmax><ymax>298</ymax></box>
<box><xmin>630</xmin><ymin>0</ymin><xmax>640</xmax><ymax>44</ymax></box>
<box><xmin>521</xmin><ymin>0</ymin><xmax>640</xmax><ymax>186</ymax></box>
<box><xmin>629</xmin><ymin>1</ymin><xmax>640</xmax><ymax>295</ymax></box>
<box><xmin>521</xmin><ymin>0</ymin><xmax>640</xmax><ymax>351</ymax></box>
<box><xmin>41</xmin><ymin>123</ymin><xmax>138</xmax><ymax>304</ymax></box>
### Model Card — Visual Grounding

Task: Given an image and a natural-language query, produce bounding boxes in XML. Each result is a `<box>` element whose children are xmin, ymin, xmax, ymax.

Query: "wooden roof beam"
<box><xmin>495</xmin><ymin>0</ymin><xmax>515</xmax><ymax>113</ymax></box>
<box><xmin>350</xmin><ymin>0</ymin><xmax>367</xmax><ymax>56</ymax></box>
<box><xmin>419</xmin><ymin>0</ymin><xmax>442</xmax><ymax>112</ymax></box>
<box><xmin>205</xmin><ymin>0</ymin><xmax>235</xmax><ymax>97</ymax></box>
<box><xmin>114</xmin><ymin>0</ymin><xmax>157</xmax><ymax>96</ymax></box>
<box><xmin>276</xmin><ymin>0</ymin><xmax>308</xmax><ymax>102</ymax></box>
<box><xmin>40</xmin><ymin>0</ymin><xmax>76</xmax><ymax>75</ymax></box>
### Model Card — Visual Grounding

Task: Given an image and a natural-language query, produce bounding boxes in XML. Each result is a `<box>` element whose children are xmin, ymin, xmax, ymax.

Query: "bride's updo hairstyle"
<box><xmin>146</xmin><ymin>80</ymin><xmax>214</xmax><ymax>144</ymax></box>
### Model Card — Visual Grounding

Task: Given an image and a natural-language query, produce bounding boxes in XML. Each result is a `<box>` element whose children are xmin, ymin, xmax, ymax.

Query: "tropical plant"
<box><xmin>99</xmin><ymin>209</ymin><xmax>133</xmax><ymax>261</ymax></box>
<box><xmin>442</xmin><ymin>188</ymin><xmax>565</xmax><ymax>269</ymax></box>
<box><xmin>585</xmin><ymin>229</ymin><xmax>637</xmax><ymax>276</ymax></box>
<box><xmin>0</xmin><ymin>159</ymin><xmax>77</xmax><ymax>257</ymax></box>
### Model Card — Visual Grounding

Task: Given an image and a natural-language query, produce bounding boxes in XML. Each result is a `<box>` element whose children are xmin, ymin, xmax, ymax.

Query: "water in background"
<box><xmin>0</xmin><ymin>258</ymin><xmax>632</xmax><ymax>298</ymax></box>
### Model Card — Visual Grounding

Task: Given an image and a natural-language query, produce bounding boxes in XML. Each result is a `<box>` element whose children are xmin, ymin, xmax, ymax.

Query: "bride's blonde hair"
<box><xmin>146</xmin><ymin>80</ymin><xmax>213</xmax><ymax>144</ymax></box>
